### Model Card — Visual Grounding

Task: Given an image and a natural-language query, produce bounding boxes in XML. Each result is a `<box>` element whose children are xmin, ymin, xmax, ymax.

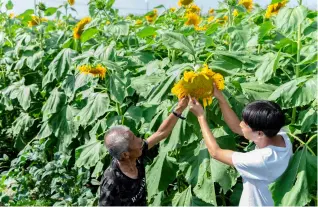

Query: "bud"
<box><xmin>38</xmin><ymin>2</ymin><xmax>46</xmax><ymax>11</ymax></box>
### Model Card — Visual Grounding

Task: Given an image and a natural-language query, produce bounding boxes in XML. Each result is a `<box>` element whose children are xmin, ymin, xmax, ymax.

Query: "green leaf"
<box><xmin>269</xmin><ymin>75</ymin><xmax>317</xmax><ymax>109</ymax></box>
<box><xmin>229</xmin><ymin>26</ymin><xmax>251</xmax><ymax>51</ymax></box>
<box><xmin>161</xmin><ymin>32</ymin><xmax>195</xmax><ymax>57</ymax></box>
<box><xmin>11</xmin><ymin>112</ymin><xmax>35</xmax><ymax>138</ymax></box>
<box><xmin>275</xmin><ymin>6</ymin><xmax>308</xmax><ymax>37</ymax></box>
<box><xmin>109</xmin><ymin>73</ymin><xmax>127</xmax><ymax>103</ymax></box>
<box><xmin>76</xmin><ymin>93</ymin><xmax>111</xmax><ymax>127</ymax></box>
<box><xmin>75</xmin><ymin>139</ymin><xmax>107</xmax><ymax>169</ymax></box>
<box><xmin>5</xmin><ymin>0</ymin><xmax>13</xmax><ymax>10</ymax></box>
<box><xmin>48</xmin><ymin>48</ymin><xmax>77</xmax><ymax>80</ymax></box>
<box><xmin>146</xmin><ymin>152</ymin><xmax>178</xmax><ymax>199</ymax></box>
<box><xmin>94</xmin><ymin>42</ymin><xmax>116</xmax><ymax>61</ymax></box>
<box><xmin>255</xmin><ymin>52</ymin><xmax>280</xmax><ymax>83</ymax></box>
<box><xmin>270</xmin><ymin>146</ymin><xmax>317</xmax><ymax>206</ymax></box>
<box><xmin>26</xmin><ymin>50</ymin><xmax>44</xmax><ymax>70</ymax></box>
<box><xmin>42</xmin><ymin>88</ymin><xmax>67</xmax><ymax>121</ymax></box>
<box><xmin>172</xmin><ymin>186</ymin><xmax>193</xmax><ymax>206</ymax></box>
<box><xmin>258</xmin><ymin>21</ymin><xmax>274</xmax><ymax>40</ymax></box>
<box><xmin>81</xmin><ymin>28</ymin><xmax>99</xmax><ymax>43</ymax></box>
<box><xmin>241</xmin><ymin>82</ymin><xmax>278</xmax><ymax>100</ymax></box>
<box><xmin>92</xmin><ymin>161</ymin><xmax>104</xmax><ymax>178</ymax></box>
<box><xmin>107</xmin><ymin>21</ymin><xmax>129</xmax><ymax>36</ymax></box>
<box><xmin>297</xmin><ymin>107</ymin><xmax>318</xmax><ymax>133</ymax></box>
<box><xmin>62</xmin><ymin>73</ymin><xmax>97</xmax><ymax>98</ymax></box>
<box><xmin>147</xmin><ymin>75</ymin><xmax>176</xmax><ymax>104</ymax></box>
<box><xmin>270</xmin><ymin>0</ymin><xmax>286</xmax><ymax>4</ymax></box>
<box><xmin>44</xmin><ymin>7</ymin><xmax>58</xmax><ymax>16</ymax></box>
<box><xmin>178</xmin><ymin>130</ymin><xmax>239</xmax><ymax>203</ymax></box>
<box><xmin>49</xmin><ymin>105</ymin><xmax>79</xmax><ymax>151</ymax></box>
<box><xmin>106</xmin><ymin>0</ymin><xmax>115</xmax><ymax>9</ymax></box>
<box><xmin>298</xmin><ymin>44</ymin><xmax>318</xmax><ymax>65</ymax></box>
<box><xmin>205</xmin><ymin>23</ymin><xmax>218</xmax><ymax>36</ymax></box>
<box><xmin>2</xmin><ymin>78</ymin><xmax>38</xmax><ymax>111</ymax></box>
<box><xmin>137</xmin><ymin>26</ymin><xmax>157</xmax><ymax>38</ymax></box>
<box><xmin>36</xmin><ymin>121</ymin><xmax>52</xmax><ymax>139</ymax></box>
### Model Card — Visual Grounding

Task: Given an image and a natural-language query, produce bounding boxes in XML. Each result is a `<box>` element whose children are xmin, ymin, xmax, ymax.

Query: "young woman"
<box><xmin>188</xmin><ymin>84</ymin><xmax>293</xmax><ymax>206</ymax></box>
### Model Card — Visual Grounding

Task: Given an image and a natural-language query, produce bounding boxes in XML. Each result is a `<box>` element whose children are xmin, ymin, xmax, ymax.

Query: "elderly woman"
<box><xmin>99</xmin><ymin>97</ymin><xmax>188</xmax><ymax>206</ymax></box>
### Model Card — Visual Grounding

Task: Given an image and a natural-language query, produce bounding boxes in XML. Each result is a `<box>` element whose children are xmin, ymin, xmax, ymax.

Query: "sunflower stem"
<box><xmin>292</xmin><ymin>23</ymin><xmax>302</xmax><ymax>124</ymax></box>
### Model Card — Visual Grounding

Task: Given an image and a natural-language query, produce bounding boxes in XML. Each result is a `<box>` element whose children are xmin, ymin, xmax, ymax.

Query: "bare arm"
<box><xmin>214</xmin><ymin>85</ymin><xmax>243</xmax><ymax>136</ymax></box>
<box><xmin>189</xmin><ymin>97</ymin><xmax>234</xmax><ymax>166</ymax></box>
<box><xmin>147</xmin><ymin>98</ymin><xmax>188</xmax><ymax>149</ymax></box>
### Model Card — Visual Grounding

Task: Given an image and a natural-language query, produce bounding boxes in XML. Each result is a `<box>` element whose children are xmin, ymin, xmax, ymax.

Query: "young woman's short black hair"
<box><xmin>242</xmin><ymin>100</ymin><xmax>285</xmax><ymax>137</ymax></box>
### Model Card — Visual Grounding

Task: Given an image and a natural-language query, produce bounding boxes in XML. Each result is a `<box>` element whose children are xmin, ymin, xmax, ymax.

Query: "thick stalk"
<box><xmin>291</xmin><ymin>23</ymin><xmax>302</xmax><ymax>124</ymax></box>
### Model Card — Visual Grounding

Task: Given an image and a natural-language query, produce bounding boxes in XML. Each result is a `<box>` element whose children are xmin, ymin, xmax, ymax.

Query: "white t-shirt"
<box><xmin>232</xmin><ymin>130</ymin><xmax>293</xmax><ymax>206</ymax></box>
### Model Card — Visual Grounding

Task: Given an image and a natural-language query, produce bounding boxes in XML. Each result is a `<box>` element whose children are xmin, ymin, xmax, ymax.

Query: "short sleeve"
<box><xmin>232</xmin><ymin>150</ymin><xmax>270</xmax><ymax>181</ymax></box>
<box><xmin>99</xmin><ymin>175</ymin><xmax>120</xmax><ymax>206</ymax></box>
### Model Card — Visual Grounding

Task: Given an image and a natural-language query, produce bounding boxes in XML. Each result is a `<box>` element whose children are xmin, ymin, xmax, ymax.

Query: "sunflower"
<box><xmin>170</xmin><ymin>7</ymin><xmax>176</xmax><ymax>12</ymax></box>
<box><xmin>238</xmin><ymin>0</ymin><xmax>253</xmax><ymax>12</ymax></box>
<box><xmin>28</xmin><ymin>15</ymin><xmax>47</xmax><ymax>27</ymax></box>
<box><xmin>233</xmin><ymin>9</ymin><xmax>239</xmax><ymax>17</ymax></box>
<box><xmin>78</xmin><ymin>64</ymin><xmax>107</xmax><ymax>79</ymax></box>
<box><xmin>171</xmin><ymin>64</ymin><xmax>225</xmax><ymax>108</ymax></box>
<box><xmin>73</xmin><ymin>17</ymin><xmax>91</xmax><ymax>39</ymax></box>
<box><xmin>208</xmin><ymin>16</ymin><xmax>215</xmax><ymax>23</ymax></box>
<box><xmin>135</xmin><ymin>19</ymin><xmax>142</xmax><ymax>25</ymax></box>
<box><xmin>9</xmin><ymin>13</ymin><xmax>14</xmax><ymax>19</ymax></box>
<box><xmin>187</xmin><ymin>4</ymin><xmax>201</xmax><ymax>14</ymax></box>
<box><xmin>68</xmin><ymin>0</ymin><xmax>75</xmax><ymax>6</ymax></box>
<box><xmin>106</xmin><ymin>21</ymin><xmax>111</xmax><ymax>25</ymax></box>
<box><xmin>185</xmin><ymin>12</ymin><xmax>201</xmax><ymax>26</ymax></box>
<box><xmin>208</xmin><ymin>8</ymin><xmax>214</xmax><ymax>15</ymax></box>
<box><xmin>178</xmin><ymin>0</ymin><xmax>193</xmax><ymax>6</ymax></box>
<box><xmin>216</xmin><ymin>15</ymin><xmax>228</xmax><ymax>25</ymax></box>
<box><xmin>265</xmin><ymin>0</ymin><xmax>287</xmax><ymax>18</ymax></box>
<box><xmin>145</xmin><ymin>9</ymin><xmax>158</xmax><ymax>23</ymax></box>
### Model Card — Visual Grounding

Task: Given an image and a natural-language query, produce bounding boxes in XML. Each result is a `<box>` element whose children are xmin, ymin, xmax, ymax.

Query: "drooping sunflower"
<box><xmin>78</xmin><ymin>64</ymin><xmax>107</xmax><ymax>79</ymax></box>
<box><xmin>145</xmin><ymin>9</ymin><xmax>158</xmax><ymax>23</ymax></box>
<box><xmin>185</xmin><ymin>12</ymin><xmax>201</xmax><ymax>26</ymax></box>
<box><xmin>178</xmin><ymin>0</ymin><xmax>193</xmax><ymax>7</ymax></box>
<box><xmin>73</xmin><ymin>17</ymin><xmax>91</xmax><ymax>39</ymax></box>
<box><xmin>187</xmin><ymin>4</ymin><xmax>201</xmax><ymax>14</ymax></box>
<box><xmin>265</xmin><ymin>0</ymin><xmax>287</xmax><ymax>18</ymax></box>
<box><xmin>233</xmin><ymin>9</ymin><xmax>239</xmax><ymax>17</ymax></box>
<box><xmin>28</xmin><ymin>15</ymin><xmax>47</xmax><ymax>27</ymax></box>
<box><xmin>238</xmin><ymin>0</ymin><xmax>253</xmax><ymax>12</ymax></box>
<box><xmin>68</xmin><ymin>0</ymin><xmax>75</xmax><ymax>6</ymax></box>
<box><xmin>171</xmin><ymin>64</ymin><xmax>225</xmax><ymax>108</ymax></box>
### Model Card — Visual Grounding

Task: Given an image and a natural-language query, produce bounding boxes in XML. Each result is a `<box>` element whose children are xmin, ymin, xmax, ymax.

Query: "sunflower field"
<box><xmin>0</xmin><ymin>0</ymin><xmax>317</xmax><ymax>206</ymax></box>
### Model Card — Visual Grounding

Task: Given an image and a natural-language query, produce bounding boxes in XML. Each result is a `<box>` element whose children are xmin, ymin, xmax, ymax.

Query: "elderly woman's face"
<box><xmin>128</xmin><ymin>131</ymin><xmax>144</xmax><ymax>158</ymax></box>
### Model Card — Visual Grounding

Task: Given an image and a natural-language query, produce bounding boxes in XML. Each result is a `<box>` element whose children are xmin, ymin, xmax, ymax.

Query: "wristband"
<box><xmin>173</xmin><ymin>111</ymin><xmax>186</xmax><ymax>120</ymax></box>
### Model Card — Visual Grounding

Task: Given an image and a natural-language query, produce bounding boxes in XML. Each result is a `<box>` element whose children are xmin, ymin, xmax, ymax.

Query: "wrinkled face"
<box><xmin>240</xmin><ymin>121</ymin><xmax>258</xmax><ymax>141</ymax></box>
<box><xmin>126</xmin><ymin>131</ymin><xmax>144</xmax><ymax>159</ymax></box>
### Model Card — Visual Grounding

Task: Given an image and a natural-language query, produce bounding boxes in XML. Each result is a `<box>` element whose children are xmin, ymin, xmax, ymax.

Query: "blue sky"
<box><xmin>3</xmin><ymin>0</ymin><xmax>317</xmax><ymax>17</ymax></box>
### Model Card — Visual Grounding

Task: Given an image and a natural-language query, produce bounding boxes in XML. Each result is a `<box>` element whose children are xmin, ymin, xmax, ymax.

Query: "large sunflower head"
<box><xmin>171</xmin><ymin>64</ymin><xmax>225</xmax><ymax>108</ymax></box>
<box><xmin>265</xmin><ymin>0</ymin><xmax>287</xmax><ymax>18</ymax></box>
<box><xmin>178</xmin><ymin>0</ymin><xmax>194</xmax><ymax>7</ymax></box>
<box><xmin>185</xmin><ymin>12</ymin><xmax>201</xmax><ymax>26</ymax></box>
<box><xmin>78</xmin><ymin>64</ymin><xmax>107</xmax><ymax>79</ymax></box>
<box><xmin>238</xmin><ymin>0</ymin><xmax>253</xmax><ymax>12</ymax></box>
<box><xmin>73</xmin><ymin>17</ymin><xmax>91</xmax><ymax>39</ymax></box>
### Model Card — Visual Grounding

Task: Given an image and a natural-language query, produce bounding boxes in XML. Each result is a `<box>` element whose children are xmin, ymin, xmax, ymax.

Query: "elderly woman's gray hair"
<box><xmin>104</xmin><ymin>125</ymin><xmax>132</xmax><ymax>160</ymax></box>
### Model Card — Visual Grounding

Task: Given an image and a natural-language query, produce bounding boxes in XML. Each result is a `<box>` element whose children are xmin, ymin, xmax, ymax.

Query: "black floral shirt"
<box><xmin>99</xmin><ymin>141</ymin><xmax>148</xmax><ymax>206</ymax></box>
